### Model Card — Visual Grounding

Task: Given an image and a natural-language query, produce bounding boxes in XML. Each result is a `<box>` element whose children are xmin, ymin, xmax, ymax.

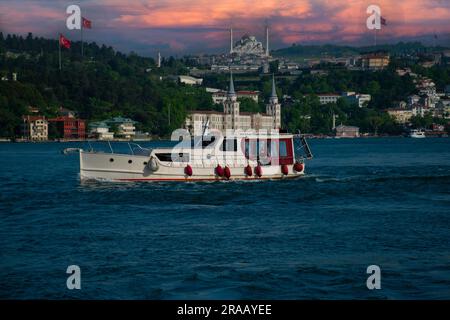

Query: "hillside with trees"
<box><xmin>1</xmin><ymin>33</ymin><xmax>449</xmax><ymax>138</ymax></box>
<box><xmin>0</xmin><ymin>32</ymin><xmax>214</xmax><ymax>138</ymax></box>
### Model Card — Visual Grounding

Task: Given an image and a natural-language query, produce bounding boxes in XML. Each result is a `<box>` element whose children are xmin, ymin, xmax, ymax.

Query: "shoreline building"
<box><xmin>335</xmin><ymin>125</ymin><xmax>360</xmax><ymax>138</ymax></box>
<box><xmin>22</xmin><ymin>115</ymin><xmax>48</xmax><ymax>141</ymax></box>
<box><xmin>88</xmin><ymin>121</ymin><xmax>114</xmax><ymax>140</ymax></box>
<box><xmin>185</xmin><ymin>74</ymin><xmax>281</xmax><ymax>135</ymax></box>
<box><xmin>48</xmin><ymin>107</ymin><xmax>86</xmax><ymax>140</ymax></box>
<box><xmin>105</xmin><ymin>117</ymin><xmax>137</xmax><ymax>139</ymax></box>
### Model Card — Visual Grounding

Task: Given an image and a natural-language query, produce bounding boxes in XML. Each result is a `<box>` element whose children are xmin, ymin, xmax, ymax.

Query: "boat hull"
<box><xmin>80</xmin><ymin>151</ymin><xmax>305</xmax><ymax>182</ymax></box>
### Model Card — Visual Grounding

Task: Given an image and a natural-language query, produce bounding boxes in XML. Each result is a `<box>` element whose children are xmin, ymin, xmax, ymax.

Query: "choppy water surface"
<box><xmin>0</xmin><ymin>138</ymin><xmax>449</xmax><ymax>299</ymax></box>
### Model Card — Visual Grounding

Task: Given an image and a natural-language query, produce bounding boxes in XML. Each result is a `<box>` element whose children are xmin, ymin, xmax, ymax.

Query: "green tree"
<box><xmin>238</xmin><ymin>97</ymin><xmax>261</xmax><ymax>113</ymax></box>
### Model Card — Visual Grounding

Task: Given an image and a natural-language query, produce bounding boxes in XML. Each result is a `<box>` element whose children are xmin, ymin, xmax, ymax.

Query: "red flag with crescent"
<box><xmin>82</xmin><ymin>17</ymin><xmax>92</xmax><ymax>29</ymax></box>
<box><xmin>59</xmin><ymin>34</ymin><xmax>71</xmax><ymax>49</ymax></box>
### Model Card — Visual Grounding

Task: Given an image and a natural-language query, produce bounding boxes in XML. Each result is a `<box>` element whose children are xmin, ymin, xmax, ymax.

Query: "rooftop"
<box><xmin>336</xmin><ymin>124</ymin><xmax>359</xmax><ymax>129</ymax></box>
<box><xmin>106</xmin><ymin>117</ymin><xmax>137</xmax><ymax>124</ymax></box>
<box><xmin>23</xmin><ymin>115</ymin><xmax>46</xmax><ymax>121</ymax></box>
<box><xmin>189</xmin><ymin>110</ymin><xmax>224</xmax><ymax>115</ymax></box>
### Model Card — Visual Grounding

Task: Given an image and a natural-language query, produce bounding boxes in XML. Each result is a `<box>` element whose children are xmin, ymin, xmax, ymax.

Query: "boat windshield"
<box><xmin>86</xmin><ymin>141</ymin><xmax>152</xmax><ymax>156</ymax></box>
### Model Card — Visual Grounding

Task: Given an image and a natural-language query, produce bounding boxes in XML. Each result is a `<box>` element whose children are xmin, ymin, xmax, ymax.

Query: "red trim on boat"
<box><xmin>115</xmin><ymin>175</ymin><xmax>302</xmax><ymax>182</ymax></box>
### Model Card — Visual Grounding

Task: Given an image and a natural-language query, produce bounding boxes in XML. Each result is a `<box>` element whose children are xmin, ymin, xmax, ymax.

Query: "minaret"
<box><xmin>265</xmin><ymin>22</ymin><xmax>269</xmax><ymax>57</ymax></box>
<box><xmin>230</xmin><ymin>27</ymin><xmax>234</xmax><ymax>54</ymax></box>
<box><xmin>224</xmin><ymin>72</ymin><xmax>240</xmax><ymax>129</ymax></box>
<box><xmin>157</xmin><ymin>51</ymin><xmax>161</xmax><ymax>68</ymax></box>
<box><xmin>269</xmin><ymin>74</ymin><xmax>278</xmax><ymax>104</ymax></box>
<box><xmin>266</xmin><ymin>74</ymin><xmax>281</xmax><ymax>129</ymax></box>
<box><xmin>228</xmin><ymin>72</ymin><xmax>236</xmax><ymax>99</ymax></box>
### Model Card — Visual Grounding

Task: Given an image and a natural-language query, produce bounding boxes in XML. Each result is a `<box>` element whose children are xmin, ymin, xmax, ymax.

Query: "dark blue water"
<box><xmin>1</xmin><ymin>138</ymin><xmax>449</xmax><ymax>299</ymax></box>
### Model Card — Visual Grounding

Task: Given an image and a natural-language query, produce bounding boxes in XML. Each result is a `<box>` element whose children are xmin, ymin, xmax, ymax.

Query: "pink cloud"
<box><xmin>0</xmin><ymin>0</ymin><xmax>449</xmax><ymax>53</ymax></box>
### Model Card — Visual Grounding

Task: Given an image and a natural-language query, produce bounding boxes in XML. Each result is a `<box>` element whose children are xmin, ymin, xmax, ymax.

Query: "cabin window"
<box><xmin>257</xmin><ymin>140</ymin><xmax>271</xmax><ymax>165</ymax></box>
<box><xmin>156</xmin><ymin>153</ymin><xmax>190</xmax><ymax>162</ymax></box>
<box><xmin>244</xmin><ymin>139</ymin><xmax>258</xmax><ymax>160</ymax></box>
<box><xmin>278</xmin><ymin>138</ymin><xmax>294</xmax><ymax>165</ymax></box>
<box><xmin>202</xmin><ymin>136</ymin><xmax>215</xmax><ymax>148</ymax></box>
<box><xmin>279</xmin><ymin>140</ymin><xmax>288</xmax><ymax>157</ymax></box>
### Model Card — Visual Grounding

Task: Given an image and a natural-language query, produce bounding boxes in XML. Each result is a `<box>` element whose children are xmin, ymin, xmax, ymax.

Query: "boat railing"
<box><xmin>294</xmin><ymin>132</ymin><xmax>313</xmax><ymax>161</ymax></box>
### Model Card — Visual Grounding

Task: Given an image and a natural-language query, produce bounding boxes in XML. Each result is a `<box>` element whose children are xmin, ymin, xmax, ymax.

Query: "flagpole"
<box><xmin>58</xmin><ymin>34</ymin><xmax>61</xmax><ymax>70</ymax></box>
<box><xmin>81</xmin><ymin>22</ymin><xmax>84</xmax><ymax>59</ymax></box>
<box><xmin>374</xmin><ymin>29</ymin><xmax>377</xmax><ymax>47</ymax></box>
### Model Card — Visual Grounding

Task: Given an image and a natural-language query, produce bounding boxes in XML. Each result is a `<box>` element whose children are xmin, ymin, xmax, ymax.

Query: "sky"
<box><xmin>0</xmin><ymin>0</ymin><xmax>449</xmax><ymax>56</ymax></box>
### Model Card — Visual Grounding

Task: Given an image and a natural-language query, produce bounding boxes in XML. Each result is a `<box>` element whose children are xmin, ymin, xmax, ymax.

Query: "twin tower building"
<box><xmin>185</xmin><ymin>74</ymin><xmax>281</xmax><ymax>135</ymax></box>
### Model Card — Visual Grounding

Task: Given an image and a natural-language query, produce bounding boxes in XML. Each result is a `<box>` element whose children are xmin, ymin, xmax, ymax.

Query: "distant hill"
<box><xmin>273</xmin><ymin>42</ymin><xmax>449</xmax><ymax>59</ymax></box>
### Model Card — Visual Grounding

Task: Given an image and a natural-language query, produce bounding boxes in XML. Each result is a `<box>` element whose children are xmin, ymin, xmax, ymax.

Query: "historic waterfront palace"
<box><xmin>185</xmin><ymin>74</ymin><xmax>281</xmax><ymax>135</ymax></box>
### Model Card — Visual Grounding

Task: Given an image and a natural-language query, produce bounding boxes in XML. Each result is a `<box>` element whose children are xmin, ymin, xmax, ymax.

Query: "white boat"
<box><xmin>69</xmin><ymin>132</ymin><xmax>313</xmax><ymax>182</ymax></box>
<box><xmin>409</xmin><ymin>129</ymin><xmax>426</xmax><ymax>138</ymax></box>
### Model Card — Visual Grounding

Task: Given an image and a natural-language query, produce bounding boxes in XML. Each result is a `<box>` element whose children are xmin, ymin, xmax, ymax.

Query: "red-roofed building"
<box><xmin>237</xmin><ymin>90</ymin><xmax>259</xmax><ymax>102</ymax></box>
<box><xmin>48</xmin><ymin>116</ymin><xmax>86</xmax><ymax>140</ymax></box>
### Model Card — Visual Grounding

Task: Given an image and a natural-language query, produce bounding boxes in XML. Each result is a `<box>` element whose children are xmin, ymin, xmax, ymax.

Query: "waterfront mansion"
<box><xmin>185</xmin><ymin>74</ymin><xmax>281</xmax><ymax>135</ymax></box>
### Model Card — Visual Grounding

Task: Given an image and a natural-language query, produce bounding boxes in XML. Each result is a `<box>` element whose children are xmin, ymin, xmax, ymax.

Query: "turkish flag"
<box><xmin>59</xmin><ymin>34</ymin><xmax>71</xmax><ymax>49</ymax></box>
<box><xmin>82</xmin><ymin>17</ymin><xmax>92</xmax><ymax>29</ymax></box>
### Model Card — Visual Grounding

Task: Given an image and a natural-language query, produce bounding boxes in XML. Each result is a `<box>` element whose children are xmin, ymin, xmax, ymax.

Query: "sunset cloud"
<box><xmin>0</xmin><ymin>0</ymin><xmax>449</xmax><ymax>55</ymax></box>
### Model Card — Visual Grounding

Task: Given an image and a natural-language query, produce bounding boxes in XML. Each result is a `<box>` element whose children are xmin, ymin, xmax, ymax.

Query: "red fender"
<box><xmin>224</xmin><ymin>166</ymin><xmax>231</xmax><ymax>179</ymax></box>
<box><xmin>184</xmin><ymin>165</ymin><xmax>193</xmax><ymax>176</ymax></box>
<box><xmin>255</xmin><ymin>165</ymin><xmax>263</xmax><ymax>177</ymax></box>
<box><xmin>215</xmin><ymin>165</ymin><xmax>224</xmax><ymax>177</ymax></box>
<box><xmin>245</xmin><ymin>165</ymin><xmax>253</xmax><ymax>177</ymax></box>
<box><xmin>293</xmin><ymin>162</ymin><xmax>304</xmax><ymax>172</ymax></box>
<box><xmin>281</xmin><ymin>164</ymin><xmax>289</xmax><ymax>175</ymax></box>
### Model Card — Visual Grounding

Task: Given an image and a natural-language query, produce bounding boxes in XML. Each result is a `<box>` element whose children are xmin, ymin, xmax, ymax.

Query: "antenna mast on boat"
<box><xmin>201</xmin><ymin>119</ymin><xmax>210</xmax><ymax>137</ymax></box>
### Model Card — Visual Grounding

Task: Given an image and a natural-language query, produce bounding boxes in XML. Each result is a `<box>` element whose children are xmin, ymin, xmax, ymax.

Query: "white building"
<box><xmin>407</xmin><ymin>95</ymin><xmax>421</xmax><ymax>106</ymax></box>
<box><xmin>318</xmin><ymin>92</ymin><xmax>371</xmax><ymax>107</ymax></box>
<box><xmin>343</xmin><ymin>92</ymin><xmax>372</xmax><ymax>108</ymax></box>
<box><xmin>318</xmin><ymin>93</ymin><xmax>341</xmax><ymax>105</ymax></box>
<box><xmin>185</xmin><ymin>74</ymin><xmax>280</xmax><ymax>135</ymax></box>
<box><xmin>89</xmin><ymin>122</ymin><xmax>114</xmax><ymax>140</ymax></box>
<box><xmin>335</xmin><ymin>125</ymin><xmax>360</xmax><ymax>138</ymax></box>
<box><xmin>387</xmin><ymin>109</ymin><xmax>414</xmax><ymax>124</ymax></box>
<box><xmin>22</xmin><ymin>116</ymin><xmax>48</xmax><ymax>141</ymax></box>
<box><xmin>106</xmin><ymin>117</ymin><xmax>137</xmax><ymax>139</ymax></box>
<box><xmin>178</xmin><ymin>75</ymin><xmax>203</xmax><ymax>86</ymax></box>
